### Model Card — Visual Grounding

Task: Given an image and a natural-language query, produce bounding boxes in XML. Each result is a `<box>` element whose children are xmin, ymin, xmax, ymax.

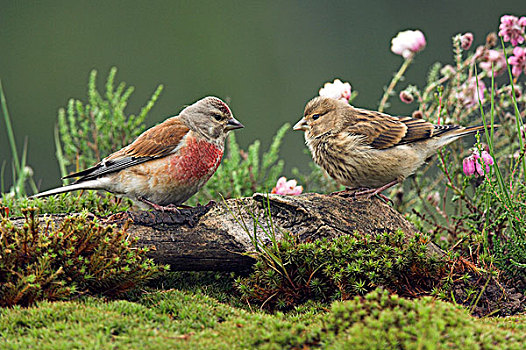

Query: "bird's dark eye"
<box><xmin>312</xmin><ymin>114</ymin><xmax>321</xmax><ymax>120</ymax></box>
<box><xmin>213</xmin><ymin>114</ymin><xmax>222</xmax><ymax>121</ymax></box>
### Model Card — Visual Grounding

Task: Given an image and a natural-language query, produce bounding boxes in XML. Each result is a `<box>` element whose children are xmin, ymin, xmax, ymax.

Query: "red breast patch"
<box><xmin>170</xmin><ymin>138</ymin><xmax>223</xmax><ymax>181</ymax></box>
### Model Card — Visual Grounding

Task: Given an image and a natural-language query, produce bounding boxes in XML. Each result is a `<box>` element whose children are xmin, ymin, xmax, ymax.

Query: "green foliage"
<box><xmin>370</xmin><ymin>27</ymin><xmax>526</xmax><ymax>290</ymax></box>
<box><xmin>0</xmin><ymin>80</ymin><xmax>38</xmax><ymax>198</ymax></box>
<box><xmin>1</xmin><ymin>191</ymin><xmax>131</xmax><ymax>217</ymax></box>
<box><xmin>326</xmin><ymin>289</ymin><xmax>526</xmax><ymax>349</ymax></box>
<box><xmin>1</xmin><ymin>288</ymin><xmax>525</xmax><ymax>349</ymax></box>
<box><xmin>191</xmin><ymin>123</ymin><xmax>289</xmax><ymax>204</ymax></box>
<box><xmin>0</xmin><ymin>207</ymin><xmax>166</xmax><ymax>307</ymax></box>
<box><xmin>235</xmin><ymin>229</ymin><xmax>444</xmax><ymax>310</ymax></box>
<box><xmin>56</xmin><ymin>67</ymin><xmax>163</xmax><ymax>178</ymax></box>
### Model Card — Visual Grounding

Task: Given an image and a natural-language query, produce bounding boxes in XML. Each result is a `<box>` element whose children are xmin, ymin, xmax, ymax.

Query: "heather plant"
<box><xmin>56</xmin><ymin>67</ymin><xmax>163</xmax><ymax>178</ymax></box>
<box><xmin>385</xmin><ymin>19</ymin><xmax>526</xmax><ymax>288</ymax></box>
<box><xmin>0</xmin><ymin>207</ymin><xmax>166</xmax><ymax>307</ymax></box>
<box><xmin>309</xmin><ymin>16</ymin><xmax>526</xmax><ymax>289</ymax></box>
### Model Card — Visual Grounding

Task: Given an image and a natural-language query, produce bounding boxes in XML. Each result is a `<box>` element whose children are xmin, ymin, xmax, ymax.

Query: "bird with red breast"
<box><xmin>32</xmin><ymin>96</ymin><xmax>244</xmax><ymax>211</ymax></box>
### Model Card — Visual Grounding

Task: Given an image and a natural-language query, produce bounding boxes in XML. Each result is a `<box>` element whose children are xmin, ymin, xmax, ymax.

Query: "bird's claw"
<box><xmin>204</xmin><ymin>200</ymin><xmax>216</xmax><ymax>208</ymax></box>
<box><xmin>353</xmin><ymin>188</ymin><xmax>393</xmax><ymax>204</ymax></box>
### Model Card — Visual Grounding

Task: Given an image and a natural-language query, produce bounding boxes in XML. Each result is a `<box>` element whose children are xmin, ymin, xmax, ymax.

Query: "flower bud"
<box><xmin>460</xmin><ymin>32</ymin><xmax>474</xmax><ymax>50</ymax></box>
<box><xmin>486</xmin><ymin>32</ymin><xmax>498</xmax><ymax>48</ymax></box>
<box><xmin>412</xmin><ymin>110</ymin><xmax>424</xmax><ymax>119</ymax></box>
<box><xmin>23</xmin><ymin>166</ymin><xmax>34</xmax><ymax>177</ymax></box>
<box><xmin>399</xmin><ymin>90</ymin><xmax>414</xmax><ymax>104</ymax></box>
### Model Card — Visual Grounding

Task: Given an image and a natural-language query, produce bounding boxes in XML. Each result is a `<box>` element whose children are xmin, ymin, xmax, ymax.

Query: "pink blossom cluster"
<box><xmin>499</xmin><ymin>15</ymin><xmax>526</xmax><ymax>46</ymax></box>
<box><xmin>456</xmin><ymin>78</ymin><xmax>486</xmax><ymax>108</ymax></box>
<box><xmin>463</xmin><ymin>149</ymin><xmax>494</xmax><ymax>176</ymax></box>
<box><xmin>509</xmin><ymin>46</ymin><xmax>526</xmax><ymax>77</ymax></box>
<box><xmin>477</xmin><ymin>48</ymin><xmax>507</xmax><ymax>76</ymax></box>
<box><xmin>271</xmin><ymin>177</ymin><xmax>303</xmax><ymax>196</ymax></box>
<box><xmin>319</xmin><ymin>79</ymin><xmax>352</xmax><ymax>102</ymax></box>
<box><xmin>391</xmin><ymin>30</ymin><xmax>426</xmax><ymax>58</ymax></box>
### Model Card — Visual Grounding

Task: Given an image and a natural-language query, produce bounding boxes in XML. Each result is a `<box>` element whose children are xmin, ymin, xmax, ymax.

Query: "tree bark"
<box><xmin>12</xmin><ymin>193</ymin><xmax>443</xmax><ymax>271</ymax></box>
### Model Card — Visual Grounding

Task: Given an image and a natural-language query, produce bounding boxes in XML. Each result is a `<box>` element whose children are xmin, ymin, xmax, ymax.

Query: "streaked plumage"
<box><xmin>293</xmin><ymin>97</ymin><xmax>490</xmax><ymax>196</ymax></box>
<box><xmin>32</xmin><ymin>96</ymin><xmax>244</xmax><ymax>209</ymax></box>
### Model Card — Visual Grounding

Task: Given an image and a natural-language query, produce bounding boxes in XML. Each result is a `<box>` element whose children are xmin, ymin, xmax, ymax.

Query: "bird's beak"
<box><xmin>293</xmin><ymin>118</ymin><xmax>308</xmax><ymax>131</ymax></box>
<box><xmin>225</xmin><ymin>117</ymin><xmax>244</xmax><ymax>131</ymax></box>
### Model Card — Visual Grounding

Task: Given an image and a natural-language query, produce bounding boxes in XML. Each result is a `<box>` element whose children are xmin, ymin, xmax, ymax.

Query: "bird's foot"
<box><xmin>138</xmin><ymin>197</ymin><xmax>181</xmax><ymax>214</ymax></box>
<box><xmin>329</xmin><ymin>188</ymin><xmax>356</xmax><ymax>197</ymax></box>
<box><xmin>134</xmin><ymin>197</ymin><xmax>212</xmax><ymax>228</ymax></box>
<box><xmin>353</xmin><ymin>180</ymin><xmax>400</xmax><ymax>203</ymax></box>
<box><xmin>203</xmin><ymin>200</ymin><xmax>216</xmax><ymax>208</ymax></box>
<box><xmin>354</xmin><ymin>188</ymin><xmax>392</xmax><ymax>203</ymax></box>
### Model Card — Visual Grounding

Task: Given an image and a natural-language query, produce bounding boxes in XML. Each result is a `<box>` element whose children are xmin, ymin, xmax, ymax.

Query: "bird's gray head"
<box><xmin>293</xmin><ymin>97</ymin><xmax>349</xmax><ymax>139</ymax></box>
<box><xmin>181</xmin><ymin>96</ymin><xmax>244</xmax><ymax>143</ymax></box>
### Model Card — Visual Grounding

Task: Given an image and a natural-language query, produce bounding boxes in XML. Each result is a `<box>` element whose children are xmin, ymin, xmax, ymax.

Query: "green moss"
<box><xmin>0</xmin><ymin>207</ymin><xmax>165</xmax><ymax>307</ymax></box>
<box><xmin>1</xmin><ymin>289</ymin><xmax>525</xmax><ymax>349</ymax></box>
<box><xmin>236</xmin><ymin>230</ymin><xmax>444</xmax><ymax>310</ymax></box>
<box><xmin>2</xmin><ymin>191</ymin><xmax>131</xmax><ymax>217</ymax></box>
<box><xmin>326</xmin><ymin>289</ymin><xmax>526</xmax><ymax>349</ymax></box>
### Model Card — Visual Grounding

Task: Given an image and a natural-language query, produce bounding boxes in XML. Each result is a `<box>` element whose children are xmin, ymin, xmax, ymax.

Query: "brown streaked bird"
<box><xmin>293</xmin><ymin>96</ymin><xmax>491</xmax><ymax>198</ymax></box>
<box><xmin>32</xmin><ymin>96</ymin><xmax>244</xmax><ymax>210</ymax></box>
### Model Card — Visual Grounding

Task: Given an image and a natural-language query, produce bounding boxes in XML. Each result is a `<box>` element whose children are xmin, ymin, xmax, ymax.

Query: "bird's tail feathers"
<box><xmin>435</xmin><ymin>124</ymin><xmax>499</xmax><ymax>148</ymax></box>
<box><xmin>30</xmin><ymin>179</ymin><xmax>104</xmax><ymax>199</ymax></box>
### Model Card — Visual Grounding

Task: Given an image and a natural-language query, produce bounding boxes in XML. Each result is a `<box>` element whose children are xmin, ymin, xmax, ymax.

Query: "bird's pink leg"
<box><xmin>354</xmin><ymin>179</ymin><xmax>400</xmax><ymax>201</ymax></box>
<box><xmin>138</xmin><ymin>197</ymin><xmax>181</xmax><ymax>214</ymax></box>
<box><xmin>329</xmin><ymin>188</ymin><xmax>355</xmax><ymax>196</ymax></box>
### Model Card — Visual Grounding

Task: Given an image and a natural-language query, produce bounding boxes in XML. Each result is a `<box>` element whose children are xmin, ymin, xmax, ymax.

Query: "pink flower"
<box><xmin>391</xmin><ymin>30</ymin><xmax>426</xmax><ymax>58</ymax></box>
<box><xmin>460</xmin><ymin>32</ymin><xmax>474</xmax><ymax>50</ymax></box>
<box><xmin>463</xmin><ymin>150</ymin><xmax>494</xmax><ymax>176</ymax></box>
<box><xmin>426</xmin><ymin>191</ymin><xmax>440</xmax><ymax>207</ymax></box>
<box><xmin>509</xmin><ymin>46</ymin><xmax>526</xmax><ymax>77</ymax></box>
<box><xmin>456</xmin><ymin>78</ymin><xmax>486</xmax><ymax>107</ymax></box>
<box><xmin>271</xmin><ymin>177</ymin><xmax>303</xmax><ymax>196</ymax></box>
<box><xmin>463</xmin><ymin>156</ymin><xmax>477</xmax><ymax>176</ymax></box>
<box><xmin>479</xmin><ymin>49</ymin><xmax>507</xmax><ymax>76</ymax></box>
<box><xmin>399</xmin><ymin>90</ymin><xmax>414</xmax><ymax>104</ymax></box>
<box><xmin>319</xmin><ymin>79</ymin><xmax>352</xmax><ymax>102</ymax></box>
<box><xmin>475</xmin><ymin>151</ymin><xmax>494</xmax><ymax>175</ymax></box>
<box><xmin>498</xmin><ymin>15</ymin><xmax>526</xmax><ymax>46</ymax></box>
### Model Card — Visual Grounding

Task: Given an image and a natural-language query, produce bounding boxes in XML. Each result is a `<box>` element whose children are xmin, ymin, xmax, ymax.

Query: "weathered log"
<box><xmin>13</xmin><ymin>193</ymin><xmax>443</xmax><ymax>271</ymax></box>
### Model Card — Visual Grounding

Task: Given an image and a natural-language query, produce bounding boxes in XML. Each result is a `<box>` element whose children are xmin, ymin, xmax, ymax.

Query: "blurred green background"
<box><xmin>0</xmin><ymin>0</ymin><xmax>524</xmax><ymax>191</ymax></box>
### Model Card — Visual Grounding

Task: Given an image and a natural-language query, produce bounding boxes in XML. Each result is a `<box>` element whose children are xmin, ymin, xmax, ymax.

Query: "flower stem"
<box><xmin>0</xmin><ymin>80</ymin><xmax>21</xmax><ymax>176</ymax></box>
<box><xmin>378</xmin><ymin>55</ymin><xmax>413</xmax><ymax>112</ymax></box>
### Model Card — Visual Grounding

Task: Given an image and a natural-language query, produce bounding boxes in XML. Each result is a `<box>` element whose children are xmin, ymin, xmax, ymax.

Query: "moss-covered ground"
<box><xmin>1</xmin><ymin>272</ymin><xmax>525</xmax><ymax>349</ymax></box>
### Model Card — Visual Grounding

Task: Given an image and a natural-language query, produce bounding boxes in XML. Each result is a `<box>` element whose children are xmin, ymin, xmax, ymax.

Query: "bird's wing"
<box><xmin>345</xmin><ymin>108</ymin><xmax>445</xmax><ymax>149</ymax></box>
<box><xmin>64</xmin><ymin>117</ymin><xmax>190</xmax><ymax>182</ymax></box>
